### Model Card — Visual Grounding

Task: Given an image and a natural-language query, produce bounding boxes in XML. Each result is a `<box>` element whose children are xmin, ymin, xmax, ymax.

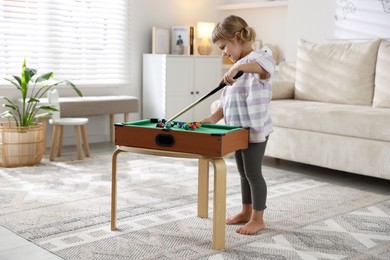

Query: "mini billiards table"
<box><xmin>114</xmin><ymin>118</ymin><xmax>249</xmax><ymax>157</ymax></box>
<box><xmin>111</xmin><ymin>118</ymin><xmax>249</xmax><ymax>250</ymax></box>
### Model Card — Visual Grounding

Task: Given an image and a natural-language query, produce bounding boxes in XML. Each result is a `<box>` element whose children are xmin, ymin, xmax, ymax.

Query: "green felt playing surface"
<box><xmin>122</xmin><ymin>119</ymin><xmax>244</xmax><ymax>135</ymax></box>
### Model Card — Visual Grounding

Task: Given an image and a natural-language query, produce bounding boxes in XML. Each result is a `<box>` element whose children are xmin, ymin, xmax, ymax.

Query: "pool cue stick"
<box><xmin>167</xmin><ymin>70</ymin><xmax>244</xmax><ymax>123</ymax></box>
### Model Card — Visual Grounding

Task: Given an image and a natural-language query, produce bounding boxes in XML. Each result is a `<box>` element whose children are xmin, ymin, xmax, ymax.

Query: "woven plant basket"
<box><xmin>0</xmin><ymin>122</ymin><xmax>45</xmax><ymax>167</ymax></box>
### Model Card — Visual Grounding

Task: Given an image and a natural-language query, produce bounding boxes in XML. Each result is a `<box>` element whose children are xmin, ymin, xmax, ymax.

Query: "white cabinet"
<box><xmin>143</xmin><ymin>54</ymin><xmax>222</xmax><ymax>122</ymax></box>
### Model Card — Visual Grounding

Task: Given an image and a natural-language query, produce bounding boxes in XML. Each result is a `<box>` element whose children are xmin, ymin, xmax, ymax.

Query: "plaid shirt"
<box><xmin>219</xmin><ymin>50</ymin><xmax>275</xmax><ymax>143</ymax></box>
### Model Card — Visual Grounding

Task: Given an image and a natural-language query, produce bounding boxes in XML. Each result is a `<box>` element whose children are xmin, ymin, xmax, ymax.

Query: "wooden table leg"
<box><xmin>81</xmin><ymin>125</ymin><xmax>90</xmax><ymax>157</ymax></box>
<box><xmin>211</xmin><ymin>158</ymin><xmax>227</xmax><ymax>250</ymax></box>
<box><xmin>198</xmin><ymin>159</ymin><xmax>209</xmax><ymax>218</ymax></box>
<box><xmin>109</xmin><ymin>147</ymin><xmax>228</xmax><ymax>249</ymax></box>
<box><xmin>75</xmin><ymin>125</ymin><xmax>83</xmax><ymax>160</ymax></box>
<box><xmin>111</xmin><ymin>149</ymin><xmax>122</xmax><ymax>231</ymax></box>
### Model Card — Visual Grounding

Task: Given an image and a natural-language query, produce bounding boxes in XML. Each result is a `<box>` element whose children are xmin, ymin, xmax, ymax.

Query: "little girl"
<box><xmin>202</xmin><ymin>15</ymin><xmax>275</xmax><ymax>235</ymax></box>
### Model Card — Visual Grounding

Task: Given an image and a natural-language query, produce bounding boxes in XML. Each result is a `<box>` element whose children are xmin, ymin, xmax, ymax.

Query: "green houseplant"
<box><xmin>0</xmin><ymin>59</ymin><xmax>82</xmax><ymax>167</ymax></box>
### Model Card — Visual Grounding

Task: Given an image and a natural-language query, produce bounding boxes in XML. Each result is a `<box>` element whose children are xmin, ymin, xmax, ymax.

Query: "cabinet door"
<box><xmin>193</xmin><ymin>57</ymin><xmax>222</xmax><ymax>121</ymax></box>
<box><xmin>165</xmin><ymin>57</ymin><xmax>194</xmax><ymax>121</ymax></box>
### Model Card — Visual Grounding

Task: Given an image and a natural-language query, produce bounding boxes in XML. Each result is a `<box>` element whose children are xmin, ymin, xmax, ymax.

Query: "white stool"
<box><xmin>47</xmin><ymin>90</ymin><xmax>90</xmax><ymax>161</ymax></box>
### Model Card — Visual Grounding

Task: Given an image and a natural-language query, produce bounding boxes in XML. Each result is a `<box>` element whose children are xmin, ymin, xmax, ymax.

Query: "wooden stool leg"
<box><xmin>211</xmin><ymin>158</ymin><xmax>227</xmax><ymax>250</ymax></box>
<box><xmin>81</xmin><ymin>125</ymin><xmax>90</xmax><ymax>157</ymax></box>
<box><xmin>198</xmin><ymin>159</ymin><xmax>209</xmax><ymax>218</ymax></box>
<box><xmin>75</xmin><ymin>125</ymin><xmax>83</xmax><ymax>160</ymax></box>
<box><xmin>111</xmin><ymin>149</ymin><xmax>123</xmax><ymax>231</ymax></box>
<box><xmin>110</xmin><ymin>114</ymin><xmax>114</xmax><ymax>143</ymax></box>
<box><xmin>57</xmin><ymin>125</ymin><xmax>64</xmax><ymax>157</ymax></box>
<box><xmin>50</xmin><ymin>125</ymin><xmax>59</xmax><ymax>161</ymax></box>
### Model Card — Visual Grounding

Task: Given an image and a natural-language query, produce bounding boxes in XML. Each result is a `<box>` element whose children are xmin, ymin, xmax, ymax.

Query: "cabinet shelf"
<box><xmin>218</xmin><ymin>0</ymin><xmax>288</xmax><ymax>10</ymax></box>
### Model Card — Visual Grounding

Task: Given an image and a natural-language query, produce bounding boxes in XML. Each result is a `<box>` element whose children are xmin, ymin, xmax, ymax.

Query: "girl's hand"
<box><xmin>224</xmin><ymin>68</ymin><xmax>240</xmax><ymax>85</ymax></box>
<box><xmin>201</xmin><ymin>117</ymin><xmax>214</xmax><ymax>124</ymax></box>
<box><xmin>201</xmin><ymin>107</ymin><xmax>224</xmax><ymax>124</ymax></box>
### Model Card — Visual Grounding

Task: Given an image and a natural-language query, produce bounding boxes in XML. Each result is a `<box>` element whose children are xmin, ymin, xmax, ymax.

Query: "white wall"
<box><xmin>285</xmin><ymin>0</ymin><xmax>390</xmax><ymax>61</ymax></box>
<box><xmin>218</xmin><ymin>5</ymin><xmax>289</xmax><ymax>63</ymax></box>
<box><xmin>285</xmin><ymin>0</ymin><xmax>336</xmax><ymax>61</ymax></box>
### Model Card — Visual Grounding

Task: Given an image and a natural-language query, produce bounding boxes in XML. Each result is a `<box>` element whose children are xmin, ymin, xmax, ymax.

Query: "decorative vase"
<box><xmin>0</xmin><ymin>122</ymin><xmax>45</xmax><ymax>167</ymax></box>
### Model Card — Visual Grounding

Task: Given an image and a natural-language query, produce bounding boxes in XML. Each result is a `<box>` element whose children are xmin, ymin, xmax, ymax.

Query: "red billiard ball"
<box><xmin>156</xmin><ymin>122</ymin><xmax>164</xmax><ymax>128</ymax></box>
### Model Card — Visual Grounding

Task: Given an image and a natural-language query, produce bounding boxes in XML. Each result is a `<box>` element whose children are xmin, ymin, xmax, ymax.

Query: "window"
<box><xmin>0</xmin><ymin>0</ymin><xmax>130</xmax><ymax>87</ymax></box>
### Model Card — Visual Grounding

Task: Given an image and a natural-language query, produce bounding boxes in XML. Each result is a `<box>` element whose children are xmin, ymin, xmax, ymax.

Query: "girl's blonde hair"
<box><xmin>212</xmin><ymin>15</ymin><xmax>256</xmax><ymax>44</ymax></box>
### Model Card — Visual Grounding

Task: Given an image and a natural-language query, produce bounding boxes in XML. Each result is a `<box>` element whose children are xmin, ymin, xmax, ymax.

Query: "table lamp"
<box><xmin>197</xmin><ymin>22</ymin><xmax>215</xmax><ymax>55</ymax></box>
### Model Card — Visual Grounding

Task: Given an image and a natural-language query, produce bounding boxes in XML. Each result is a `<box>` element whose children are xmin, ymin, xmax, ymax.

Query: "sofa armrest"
<box><xmin>272</xmin><ymin>80</ymin><xmax>295</xmax><ymax>100</ymax></box>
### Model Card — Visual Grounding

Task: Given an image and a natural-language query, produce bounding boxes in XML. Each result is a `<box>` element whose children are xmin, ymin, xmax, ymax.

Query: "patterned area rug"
<box><xmin>0</xmin><ymin>148</ymin><xmax>389</xmax><ymax>260</ymax></box>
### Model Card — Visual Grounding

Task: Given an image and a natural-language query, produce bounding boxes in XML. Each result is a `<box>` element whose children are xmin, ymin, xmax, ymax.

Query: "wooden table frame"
<box><xmin>111</xmin><ymin>146</ymin><xmax>228</xmax><ymax>250</ymax></box>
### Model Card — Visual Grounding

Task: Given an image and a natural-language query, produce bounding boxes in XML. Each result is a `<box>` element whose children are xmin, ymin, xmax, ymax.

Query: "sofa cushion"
<box><xmin>269</xmin><ymin>100</ymin><xmax>390</xmax><ymax>142</ymax></box>
<box><xmin>295</xmin><ymin>39</ymin><xmax>381</xmax><ymax>105</ymax></box>
<box><xmin>373</xmin><ymin>39</ymin><xmax>390</xmax><ymax>108</ymax></box>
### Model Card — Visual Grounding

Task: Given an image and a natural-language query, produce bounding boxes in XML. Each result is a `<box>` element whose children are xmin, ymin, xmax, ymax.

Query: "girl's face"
<box><xmin>215</xmin><ymin>34</ymin><xmax>243</xmax><ymax>63</ymax></box>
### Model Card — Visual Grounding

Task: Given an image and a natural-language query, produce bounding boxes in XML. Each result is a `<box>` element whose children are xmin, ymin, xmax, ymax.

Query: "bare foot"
<box><xmin>236</xmin><ymin>219</ymin><xmax>265</xmax><ymax>235</ymax></box>
<box><xmin>226</xmin><ymin>212</ymin><xmax>251</xmax><ymax>225</ymax></box>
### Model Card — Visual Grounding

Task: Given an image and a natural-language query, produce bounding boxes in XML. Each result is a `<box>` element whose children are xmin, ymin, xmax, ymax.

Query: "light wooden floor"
<box><xmin>0</xmin><ymin>225</ymin><xmax>63</xmax><ymax>260</ymax></box>
<box><xmin>1</xmin><ymin>142</ymin><xmax>389</xmax><ymax>260</ymax></box>
<box><xmin>0</xmin><ymin>142</ymin><xmax>116</xmax><ymax>260</ymax></box>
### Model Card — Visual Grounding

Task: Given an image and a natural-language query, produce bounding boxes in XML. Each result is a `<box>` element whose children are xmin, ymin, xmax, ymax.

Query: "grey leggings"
<box><xmin>234</xmin><ymin>137</ymin><xmax>268</xmax><ymax>211</ymax></box>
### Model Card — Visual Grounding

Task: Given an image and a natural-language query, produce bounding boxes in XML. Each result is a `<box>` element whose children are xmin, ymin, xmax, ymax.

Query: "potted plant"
<box><xmin>0</xmin><ymin>59</ymin><xmax>82</xmax><ymax>167</ymax></box>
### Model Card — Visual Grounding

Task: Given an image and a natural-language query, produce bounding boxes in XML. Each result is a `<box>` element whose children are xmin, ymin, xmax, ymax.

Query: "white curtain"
<box><xmin>0</xmin><ymin>0</ymin><xmax>130</xmax><ymax>86</ymax></box>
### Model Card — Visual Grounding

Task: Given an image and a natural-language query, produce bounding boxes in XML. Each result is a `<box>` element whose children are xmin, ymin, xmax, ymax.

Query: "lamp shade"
<box><xmin>196</xmin><ymin>22</ymin><xmax>215</xmax><ymax>39</ymax></box>
<box><xmin>197</xmin><ymin>22</ymin><xmax>215</xmax><ymax>55</ymax></box>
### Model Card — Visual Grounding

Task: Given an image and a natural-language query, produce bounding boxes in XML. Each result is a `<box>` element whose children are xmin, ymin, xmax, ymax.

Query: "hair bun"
<box><xmin>241</xmin><ymin>26</ymin><xmax>256</xmax><ymax>42</ymax></box>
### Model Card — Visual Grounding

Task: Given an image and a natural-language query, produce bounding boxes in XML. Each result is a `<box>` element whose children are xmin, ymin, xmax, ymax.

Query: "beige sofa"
<box><xmin>267</xmin><ymin>38</ymin><xmax>390</xmax><ymax>180</ymax></box>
